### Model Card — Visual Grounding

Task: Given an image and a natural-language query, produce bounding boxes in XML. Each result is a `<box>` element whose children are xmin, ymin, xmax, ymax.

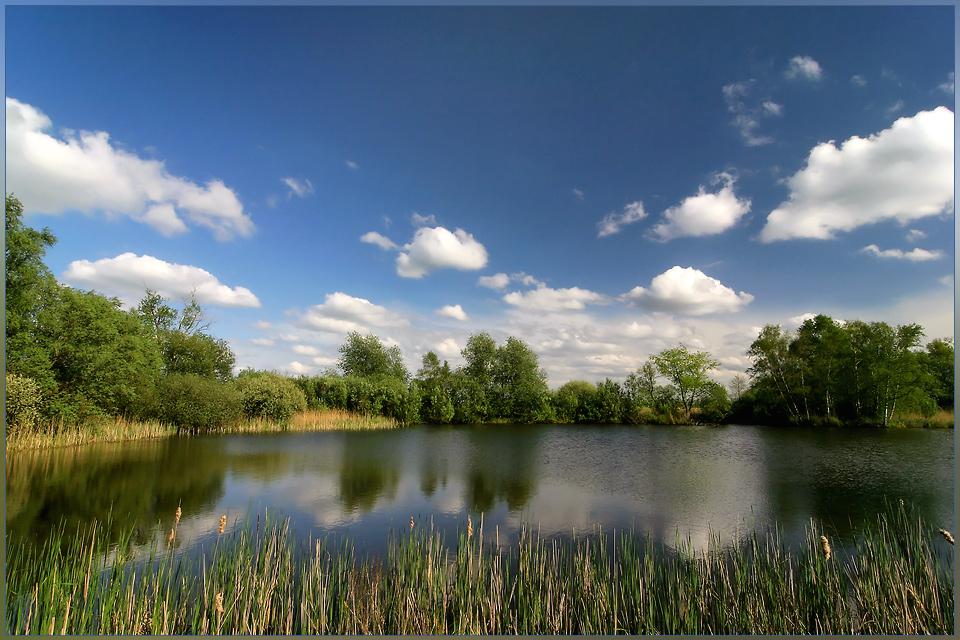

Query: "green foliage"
<box><xmin>156</xmin><ymin>374</ymin><xmax>240</xmax><ymax>433</ymax></box>
<box><xmin>491</xmin><ymin>337</ymin><xmax>551</xmax><ymax>422</ymax></box>
<box><xmin>234</xmin><ymin>371</ymin><xmax>308</xmax><ymax>424</ymax></box>
<box><xmin>337</xmin><ymin>332</ymin><xmax>409</xmax><ymax>382</ymax></box>
<box><xmin>651</xmin><ymin>344</ymin><xmax>720</xmax><ymax>418</ymax></box>
<box><xmin>134</xmin><ymin>290</ymin><xmax>235</xmax><ymax>382</ymax></box>
<box><xmin>38</xmin><ymin>287</ymin><xmax>163</xmax><ymax>420</ymax></box>
<box><xmin>744</xmin><ymin>316</ymin><xmax>948</xmax><ymax>427</ymax></box>
<box><xmin>5</xmin><ymin>373</ymin><xmax>42</xmax><ymax>433</ymax></box>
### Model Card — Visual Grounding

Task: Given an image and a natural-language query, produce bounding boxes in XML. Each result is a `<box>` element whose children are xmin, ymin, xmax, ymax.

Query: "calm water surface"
<box><xmin>6</xmin><ymin>424</ymin><xmax>954</xmax><ymax>557</ymax></box>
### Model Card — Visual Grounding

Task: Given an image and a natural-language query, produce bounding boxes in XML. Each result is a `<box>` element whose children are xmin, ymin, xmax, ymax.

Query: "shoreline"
<box><xmin>6</xmin><ymin>409</ymin><xmax>952</xmax><ymax>453</ymax></box>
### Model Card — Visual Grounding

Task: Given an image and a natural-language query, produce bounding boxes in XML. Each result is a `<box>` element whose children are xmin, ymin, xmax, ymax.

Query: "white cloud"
<box><xmin>861</xmin><ymin>245</ymin><xmax>944</xmax><ymax>261</ymax></box>
<box><xmin>345</xmin><ymin>160</ymin><xmax>359</xmax><ymax>170</ymax></box>
<box><xmin>761</xmin><ymin>100</ymin><xmax>783</xmax><ymax>116</ymax></box>
<box><xmin>396</xmin><ymin>226</ymin><xmax>489</xmax><ymax>278</ymax></box>
<box><xmin>760</xmin><ymin>107</ymin><xmax>954</xmax><ymax>242</ymax></box>
<box><xmin>648</xmin><ymin>173</ymin><xmax>751</xmax><ymax>241</ymax></box>
<box><xmin>253</xmin><ymin>320</ymin><xmax>273</xmax><ymax>330</ymax></box>
<box><xmin>411</xmin><ymin>212</ymin><xmax>437</xmax><ymax>226</ymax></box>
<box><xmin>572</xmin><ymin>188</ymin><xmax>585</xmax><ymax>200</ymax></box>
<box><xmin>61</xmin><ymin>252</ymin><xmax>261</xmax><ymax>308</ymax></box>
<box><xmin>434</xmin><ymin>338</ymin><xmax>462</xmax><ymax>359</ymax></box>
<box><xmin>287</xmin><ymin>361</ymin><xmax>313</xmax><ymax>375</ymax></box>
<box><xmin>886</xmin><ymin>99</ymin><xmax>905</xmax><ymax>116</ymax></box>
<box><xmin>503</xmin><ymin>284</ymin><xmax>608</xmax><ymax>313</ymax></box>
<box><xmin>282</xmin><ymin>177</ymin><xmax>314</xmax><ymax>198</ymax></box>
<box><xmin>436</xmin><ymin>304</ymin><xmax>469</xmax><ymax>321</ymax></box>
<box><xmin>597</xmin><ymin>201</ymin><xmax>647</xmax><ymax>237</ymax></box>
<box><xmin>360</xmin><ymin>231</ymin><xmax>399</xmax><ymax>250</ymax></box>
<box><xmin>478</xmin><ymin>273</ymin><xmax>511</xmax><ymax>290</ymax></box>
<box><xmin>851</xmin><ymin>74</ymin><xmax>867</xmax><ymax>87</ymax></box>
<box><xmin>938</xmin><ymin>72</ymin><xmax>954</xmax><ymax>95</ymax></box>
<box><xmin>296</xmin><ymin>292</ymin><xmax>409</xmax><ymax>334</ymax></box>
<box><xmin>906</xmin><ymin>229</ymin><xmax>927</xmax><ymax>243</ymax></box>
<box><xmin>785</xmin><ymin>55</ymin><xmax>822</xmax><ymax>81</ymax></box>
<box><xmin>292</xmin><ymin>344</ymin><xmax>323</xmax><ymax>357</ymax></box>
<box><xmin>619</xmin><ymin>266</ymin><xmax>754</xmax><ymax>315</ymax></box>
<box><xmin>250</xmin><ymin>338</ymin><xmax>276</xmax><ymax>347</ymax></box>
<box><xmin>6</xmin><ymin>97</ymin><xmax>254</xmax><ymax>241</ymax></box>
<box><xmin>722</xmin><ymin>81</ymin><xmax>781</xmax><ymax>146</ymax></box>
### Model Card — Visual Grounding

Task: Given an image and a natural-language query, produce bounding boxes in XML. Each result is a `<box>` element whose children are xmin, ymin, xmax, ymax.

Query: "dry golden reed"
<box><xmin>219</xmin><ymin>515</ymin><xmax>227</xmax><ymax>535</ymax></box>
<box><xmin>939</xmin><ymin>529</ymin><xmax>954</xmax><ymax>545</ymax></box>
<box><xmin>820</xmin><ymin>534</ymin><xmax>832</xmax><ymax>560</ymax></box>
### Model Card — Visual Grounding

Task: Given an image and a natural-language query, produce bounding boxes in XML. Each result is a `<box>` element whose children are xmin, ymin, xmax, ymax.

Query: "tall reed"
<box><xmin>6</xmin><ymin>504</ymin><xmax>953</xmax><ymax>635</ymax></box>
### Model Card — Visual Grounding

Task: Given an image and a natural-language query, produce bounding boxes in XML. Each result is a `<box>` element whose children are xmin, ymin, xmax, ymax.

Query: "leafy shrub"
<box><xmin>157</xmin><ymin>374</ymin><xmax>240</xmax><ymax>434</ymax></box>
<box><xmin>5</xmin><ymin>373</ymin><xmax>42</xmax><ymax>433</ymax></box>
<box><xmin>234</xmin><ymin>371</ymin><xmax>307</xmax><ymax>424</ymax></box>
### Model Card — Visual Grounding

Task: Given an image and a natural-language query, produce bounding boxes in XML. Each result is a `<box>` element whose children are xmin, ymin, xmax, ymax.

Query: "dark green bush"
<box><xmin>157</xmin><ymin>374</ymin><xmax>240</xmax><ymax>434</ymax></box>
<box><xmin>234</xmin><ymin>371</ymin><xmax>307</xmax><ymax>424</ymax></box>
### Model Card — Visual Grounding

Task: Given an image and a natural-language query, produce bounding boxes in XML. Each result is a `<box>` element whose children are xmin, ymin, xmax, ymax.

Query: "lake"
<box><xmin>5</xmin><ymin>423</ymin><xmax>954</xmax><ymax>559</ymax></box>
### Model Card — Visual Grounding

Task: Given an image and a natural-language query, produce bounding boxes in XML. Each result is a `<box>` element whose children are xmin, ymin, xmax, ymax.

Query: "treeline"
<box><xmin>6</xmin><ymin>195</ymin><xmax>953</xmax><ymax>434</ymax></box>
<box><xmin>294</xmin><ymin>333</ymin><xmax>733</xmax><ymax>426</ymax></box>
<box><xmin>731</xmin><ymin>315</ymin><xmax>954</xmax><ymax>427</ymax></box>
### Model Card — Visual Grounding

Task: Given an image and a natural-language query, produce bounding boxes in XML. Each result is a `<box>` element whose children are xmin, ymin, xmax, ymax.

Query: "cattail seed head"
<box><xmin>467</xmin><ymin>515</ymin><xmax>473</xmax><ymax>538</ymax></box>
<box><xmin>410</xmin><ymin>516</ymin><xmax>415</xmax><ymax>531</ymax></box>
<box><xmin>175</xmin><ymin>505</ymin><xmax>182</xmax><ymax>524</ymax></box>
<box><xmin>940</xmin><ymin>529</ymin><xmax>954</xmax><ymax>545</ymax></box>
<box><xmin>218</xmin><ymin>515</ymin><xmax>226</xmax><ymax>534</ymax></box>
<box><xmin>215</xmin><ymin>592</ymin><xmax>224</xmax><ymax>614</ymax></box>
<box><xmin>167</xmin><ymin>528</ymin><xmax>175</xmax><ymax>545</ymax></box>
<box><xmin>820</xmin><ymin>535</ymin><xmax>832</xmax><ymax>560</ymax></box>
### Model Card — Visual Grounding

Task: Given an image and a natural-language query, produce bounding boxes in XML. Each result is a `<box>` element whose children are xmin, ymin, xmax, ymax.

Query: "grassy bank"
<box><xmin>5</xmin><ymin>409</ymin><xmax>399</xmax><ymax>452</ymax></box>
<box><xmin>5</xmin><ymin>503</ymin><xmax>953</xmax><ymax>635</ymax></box>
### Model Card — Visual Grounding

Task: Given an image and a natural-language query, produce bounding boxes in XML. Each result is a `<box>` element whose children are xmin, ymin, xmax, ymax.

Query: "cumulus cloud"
<box><xmin>292</xmin><ymin>344</ymin><xmax>323</xmax><ymax>357</ymax></box>
<box><xmin>6</xmin><ymin>97</ymin><xmax>254</xmax><ymax>241</ymax></box>
<box><xmin>760</xmin><ymin>107</ymin><xmax>954</xmax><ymax>242</ymax></box>
<box><xmin>296</xmin><ymin>292</ymin><xmax>409</xmax><ymax>334</ymax></box>
<box><xmin>785</xmin><ymin>55</ymin><xmax>822</xmax><ymax>81</ymax></box>
<box><xmin>360</xmin><ymin>231</ymin><xmax>399</xmax><ymax>250</ymax></box>
<box><xmin>396</xmin><ymin>226</ymin><xmax>488</xmax><ymax>278</ymax></box>
<box><xmin>906</xmin><ymin>229</ymin><xmax>927</xmax><ymax>243</ymax></box>
<box><xmin>61</xmin><ymin>252</ymin><xmax>262</xmax><ymax>307</ymax></box>
<box><xmin>436</xmin><ymin>304</ymin><xmax>469</xmax><ymax>321</ymax></box>
<box><xmin>851</xmin><ymin>75</ymin><xmax>867</xmax><ymax>87</ymax></box>
<box><xmin>411</xmin><ymin>212</ymin><xmax>437</xmax><ymax>226</ymax></box>
<box><xmin>478</xmin><ymin>273</ymin><xmax>511</xmax><ymax>290</ymax></box>
<box><xmin>722</xmin><ymin>81</ymin><xmax>782</xmax><ymax>146</ymax></box>
<box><xmin>503</xmin><ymin>284</ymin><xmax>608</xmax><ymax>313</ymax></box>
<box><xmin>282</xmin><ymin>177</ymin><xmax>314</xmax><ymax>198</ymax></box>
<box><xmin>861</xmin><ymin>245</ymin><xmax>944</xmax><ymax>261</ymax></box>
<box><xmin>648</xmin><ymin>173</ymin><xmax>751</xmax><ymax>241</ymax></box>
<box><xmin>619</xmin><ymin>266</ymin><xmax>754</xmax><ymax>315</ymax></box>
<box><xmin>597</xmin><ymin>201</ymin><xmax>647</xmax><ymax>237</ymax></box>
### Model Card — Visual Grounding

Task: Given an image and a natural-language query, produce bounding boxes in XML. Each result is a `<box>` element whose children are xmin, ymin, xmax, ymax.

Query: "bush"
<box><xmin>5</xmin><ymin>373</ymin><xmax>42</xmax><ymax>433</ymax></box>
<box><xmin>234</xmin><ymin>371</ymin><xmax>307</xmax><ymax>424</ymax></box>
<box><xmin>157</xmin><ymin>374</ymin><xmax>240</xmax><ymax>434</ymax></box>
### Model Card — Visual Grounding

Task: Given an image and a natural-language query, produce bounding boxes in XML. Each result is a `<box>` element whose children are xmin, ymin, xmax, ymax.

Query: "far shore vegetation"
<box><xmin>4</xmin><ymin>500</ymin><xmax>953</xmax><ymax>635</ymax></box>
<box><xmin>6</xmin><ymin>193</ymin><xmax>955</xmax><ymax>453</ymax></box>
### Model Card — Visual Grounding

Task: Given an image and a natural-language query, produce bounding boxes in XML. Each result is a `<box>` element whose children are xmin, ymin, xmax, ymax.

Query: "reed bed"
<box><xmin>6</xmin><ymin>410</ymin><xmax>398</xmax><ymax>452</ymax></box>
<box><xmin>5</xmin><ymin>503</ymin><xmax>953</xmax><ymax>635</ymax></box>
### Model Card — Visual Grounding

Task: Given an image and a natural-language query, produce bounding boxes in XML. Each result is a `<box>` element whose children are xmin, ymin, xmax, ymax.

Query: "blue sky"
<box><xmin>5</xmin><ymin>4</ymin><xmax>955</xmax><ymax>386</ymax></box>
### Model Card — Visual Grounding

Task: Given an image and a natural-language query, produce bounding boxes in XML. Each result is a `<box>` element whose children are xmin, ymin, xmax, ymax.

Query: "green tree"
<box><xmin>918</xmin><ymin>338</ymin><xmax>954</xmax><ymax>410</ymax></box>
<box><xmin>461</xmin><ymin>332</ymin><xmax>498</xmax><ymax>389</ymax></box>
<box><xmin>491</xmin><ymin>336</ymin><xmax>551</xmax><ymax>422</ymax></box>
<box><xmin>651</xmin><ymin>344</ymin><xmax>721</xmax><ymax>418</ymax></box>
<box><xmin>37</xmin><ymin>288</ymin><xmax>163</xmax><ymax>420</ymax></box>
<box><xmin>337</xmin><ymin>332</ymin><xmax>409</xmax><ymax>383</ymax></box>
<box><xmin>134</xmin><ymin>290</ymin><xmax>235</xmax><ymax>381</ymax></box>
<box><xmin>5</xmin><ymin>195</ymin><xmax>59</xmax><ymax>390</ymax></box>
<box><xmin>747</xmin><ymin>325</ymin><xmax>804</xmax><ymax>423</ymax></box>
